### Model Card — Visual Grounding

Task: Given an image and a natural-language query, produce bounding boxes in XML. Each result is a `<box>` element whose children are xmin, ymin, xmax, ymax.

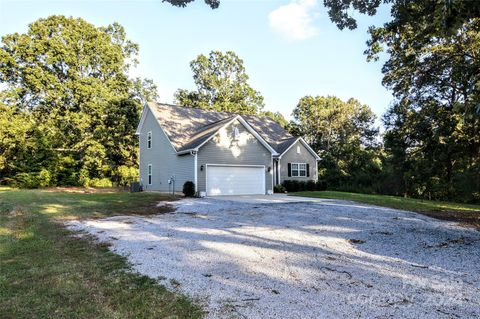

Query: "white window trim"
<box><xmin>147</xmin><ymin>131</ymin><xmax>152</xmax><ymax>149</ymax></box>
<box><xmin>291</xmin><ymin>162</ymin><xmax>307</xmax><ymax>177</ymax></box>
<box><xmin>148</xmin><ymin>164</ymin><xmax>152</xmax><ymax>185</ymax></box>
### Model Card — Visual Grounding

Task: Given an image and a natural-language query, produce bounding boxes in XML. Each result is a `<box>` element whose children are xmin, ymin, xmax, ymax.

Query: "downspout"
<box><xmin>191</xmin><ymin>150</ymin><xmax>198</xmax><ymax>195</ymax></box>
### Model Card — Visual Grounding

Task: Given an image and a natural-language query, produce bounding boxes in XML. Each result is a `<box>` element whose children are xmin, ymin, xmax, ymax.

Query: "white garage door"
<box><xmin>206</xmin><ymin>165</ymin><xmax>265</xmax><ymax>196</ymax></box>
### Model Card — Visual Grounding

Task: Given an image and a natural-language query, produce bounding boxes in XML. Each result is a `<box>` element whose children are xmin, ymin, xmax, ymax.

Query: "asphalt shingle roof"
<box><xmin>147</xmin><ymin>102</ymin><xmax>298</xmax><ymax>154</ymax></box>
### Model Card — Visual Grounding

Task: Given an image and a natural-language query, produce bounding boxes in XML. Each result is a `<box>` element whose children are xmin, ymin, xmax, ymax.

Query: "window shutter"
<box><xmin>306</xmin><ymin>163</ymin><xmax>310</xmax><ymax>177</ymax></box>
<box><xmin>287</xmin><ymin>163</ymin><xmax>291</xmax><ymax>177</ymax></box>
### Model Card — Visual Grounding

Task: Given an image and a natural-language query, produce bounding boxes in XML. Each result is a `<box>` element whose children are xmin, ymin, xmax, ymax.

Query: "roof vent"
<box><xmin>233</xmin><ymin>127</ymin><xmax>240</xmax><ymax>140</ymax></box>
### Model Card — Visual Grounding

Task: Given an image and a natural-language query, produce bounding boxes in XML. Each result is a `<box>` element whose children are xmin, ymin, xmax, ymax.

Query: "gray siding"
<box><xmin>139</xmin><ymin>107</ymin><xmax>194</xmax><ymax>192</ymax></box>
<box><xmin>197</xmin><ymin>119</ymin><xmax>273</xmax><ymax>194</ymax></box>
<box><xmin>279</xmin><ymin>140</ymin><xmax>318</xmax><ymax>183</ymax></box>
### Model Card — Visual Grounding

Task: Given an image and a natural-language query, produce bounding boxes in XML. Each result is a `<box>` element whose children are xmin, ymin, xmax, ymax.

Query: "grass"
<box><xmin>292</xmin><ymin>191</ymin><xmax>480</xmax><ymax>229</ymax></box>
<box><xmin>0</xmin><ymin>187</ymin><xmax>203</xmax><ymax>319</ymax></box>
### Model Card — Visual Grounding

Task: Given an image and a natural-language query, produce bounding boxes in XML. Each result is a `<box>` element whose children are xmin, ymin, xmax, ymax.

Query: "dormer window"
<box><xmin>233</xmin><ymin>127</ymin><xmax>240</xmax><ymax>140</ymax></box>
<box><xmin>147</xmin><ymin>131</ymin><xmax>152</xmax><ymax>149</ymax></box>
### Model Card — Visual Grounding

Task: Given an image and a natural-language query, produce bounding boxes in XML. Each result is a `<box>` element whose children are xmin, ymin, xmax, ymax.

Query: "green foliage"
<box><xmin>377</xmin><ymin>18</ymin><xmax>480</xmax><ymax>202</ymax></box>
<box><xmin>165</xmin><ymin>0</ymin><xmax>219</xmax><ymax>9</ymax></box>
<box><xmin>291</xmin><ymin>95</ymin><xmax>381</xmax><ymax>191</ymax></box>
<box><xmin>0</xmin><ymin>188</ymin><xmax>201</xmax><ymax>318</ymax></box>
<box><xmin>114</xmin><ymin>165</ymin><xmax>139</xmax><ymax>186</ymax></box>
<box><xmin>273</xmin><ymin>184</ymin><xmax>286</xmax><ymax>193</ymax></box>
<box><xmin>83</xmin><ymin>178</ymin><xmax>113</xmax><ymax>188</ymax></box>
<box><xmin>324</xmin><ymin>0</ymin><xmax>480</xmax><ymax>35</ymax></box>
<box><xmin>182</xmin><ymin>181</ymin><xmax>195</xmax><ymax>197</ymax></box>
<box><xmin>0</xmin><ymin>16</ymin><xmax>155</xmax><ymax>187</ymax></box>
<box><xmin>282</xmin><ymin>180</ymin><xmax>320</xmax><ymax>192</ymax></box>
<box><xmin>12</xmin><ymin>169</ymin><xmax>51</xmax><ymax>188</ymax></box>
<box><xmin>174</xmin><ymin>51</ymin><xmax>264</xmax><ymax>115</ymax></box>
<box><xmin>320</xmin><ymin>2</ymin><xmax>480</xmax><ymax>202</ymax></box>
<box><xmin>262</xmin><ymin>110</ymin><xmax>289</xmax><ymax>128</ymax></box>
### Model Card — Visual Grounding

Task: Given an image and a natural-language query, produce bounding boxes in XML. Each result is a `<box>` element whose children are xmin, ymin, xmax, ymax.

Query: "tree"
<box><xmin>379</xmin><ymin>19</ymin><xmax>480</xmax><ymax>201</ymax></box>
<box><xmin>262</xmin><ymin>110</ymin><xmax>289</xmax><ymax>128</ymax></box>
<box><xmin>0</xmin><ymin>16</ymin><xmax>157</xmax><ymax>186</ymax></box>
<box><xmin>323</xmin><ymin>1</ymin><xmax>480</xmax><ymax>202</ymax></box>
<box><xmin>291</xmin><ymin>96</ymin><xmax>381</xmax><ymax>190</ymax></box>
<box><xmin>324</xmin><ymin>0</ymin><xmax>480</xmax><ymax>34</ymax></box>
<box><xmin>164</xmin><ymin>0</ymin><xmax>219</xmax><ymax>9</ymax></box>
<box><xmin>174</xmin><ymin>51</ymin><xmax>264</xmax><ymax>115</ymax></box>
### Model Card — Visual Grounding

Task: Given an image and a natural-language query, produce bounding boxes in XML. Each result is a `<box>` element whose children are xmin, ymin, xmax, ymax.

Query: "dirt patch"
<box><xmin>415</xmin><ymin>210</ymin><xmax>480</xmax><ymax>230</ymax></box>
<box><xmin>116</xmin><ymin>202</ymin><xmax>176</xmax><ymax>216</ymax></box>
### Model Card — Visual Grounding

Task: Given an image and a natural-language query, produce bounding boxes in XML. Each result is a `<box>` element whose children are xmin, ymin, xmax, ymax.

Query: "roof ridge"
<box><xmin>150</xmin><ymin>101</ymin><xmax>282</xmax><ymax>120</ymax></box>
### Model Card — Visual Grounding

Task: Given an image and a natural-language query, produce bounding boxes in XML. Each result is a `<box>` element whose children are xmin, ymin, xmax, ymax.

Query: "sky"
<box><xmin>0</xmin><ymin>0</ymin><xmax>393</xmax><ymax>122</ymax></box>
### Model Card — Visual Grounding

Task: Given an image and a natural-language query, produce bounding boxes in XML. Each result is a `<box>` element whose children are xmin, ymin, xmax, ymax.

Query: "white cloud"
<box><xmin>268</xmin><ymin>0</ymin><xmax>320</xmax><ymax>41</ymax></box>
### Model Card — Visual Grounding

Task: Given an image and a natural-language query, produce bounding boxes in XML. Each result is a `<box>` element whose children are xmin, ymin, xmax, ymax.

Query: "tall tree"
<box><xmin>291</xmin><ymin>96</ymin><xmax>381</xmax><ymax>189</ymax></box>
<box><xmin>324</xmin><ymin>0</ymin><xmax>480</xmax><ymax>34</ymax></box>
<box><xmin>324</xmin><ymin>1</ymin><xmax>480</xmax><ymax>201</ymax></box>
<box><xmin>174</xmin><ymin>51</ymin><xmax>264</xmax><ymax>115</ymax></box>
<box><xmin>0</xmin><ymin>16</ymin><xmax>158</xmax><ymax>186</ymax></box>
<box><xmin>380</xmin><ymin>18</ymin><xmax>480</xmax><ymax>201</ymax></box>
<box><xmin>262</xmin><ymin>110</ymin><xmax>289</xmax><ymax>128</ymax></box>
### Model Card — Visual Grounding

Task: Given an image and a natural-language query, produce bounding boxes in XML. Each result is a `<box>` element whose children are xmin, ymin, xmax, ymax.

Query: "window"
<box><xmin>299</xmin><ymin>163</ymin><xmax>307</xmax><ymax>177</ymax></box>
<box><xmin>148</xmin><ymin>164</ymin><xmax>152</xmax><ymax>185</ymax></box>
<box><xmin>297</xmin><ymin>145</ymin><xmax>301</xmax><ymax>154</ymax></box>
<box><xmin>147</xmin><ymin>131</ymin><xmax>152</xmax><ymax>149</ymax></box>
<box><xmin>291</xmin><ymin>163</ymin><xmax>307</xmax><ymax>177</ymax></box>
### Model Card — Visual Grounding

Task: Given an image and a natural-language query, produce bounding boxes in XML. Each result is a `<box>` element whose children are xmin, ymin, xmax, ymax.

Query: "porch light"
<box><xmin>200</xmin><ymin>165</ymin><xmax>204</xmax><ymax>171</ymax></box>
<box><xmin>267</xmin><ymin>166</ymin><xmax>271</xmax><ymax>172</ymax></box>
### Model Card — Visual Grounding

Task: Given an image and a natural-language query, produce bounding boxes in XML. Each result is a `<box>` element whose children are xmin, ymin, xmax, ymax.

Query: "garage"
<box><xmin>206</xmin><ymin>165</ymin><xmax>265</xmax><ymax>196</ymax></box>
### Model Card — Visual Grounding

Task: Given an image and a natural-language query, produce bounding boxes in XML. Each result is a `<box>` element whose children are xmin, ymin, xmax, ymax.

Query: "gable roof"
<box><xmin>138</xmin><ymin>102</ymin><xmax>319</xmax><ymax>159</ymax></box>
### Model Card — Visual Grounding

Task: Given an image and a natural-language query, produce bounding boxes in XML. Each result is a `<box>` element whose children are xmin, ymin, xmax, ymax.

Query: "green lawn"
<box><xmin>0</xmin><ymin>187</ymin><xmax>202</xmax><ymax>319</ymax></box>
<box><xmin>292</xmin><ymin>191</ymin><xmax>480</xmax><ymax>228</ymax></box>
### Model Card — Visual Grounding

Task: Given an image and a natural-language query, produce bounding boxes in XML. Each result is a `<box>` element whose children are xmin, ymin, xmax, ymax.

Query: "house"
<box><xmin>135</xmin><ymin>102</ymin><xmax>320</xmax><ymax>196</ymax></box>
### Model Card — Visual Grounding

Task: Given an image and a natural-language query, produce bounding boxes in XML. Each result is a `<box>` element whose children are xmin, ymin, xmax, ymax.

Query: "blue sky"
<box><xmin>0</xmin><ymin>0</ymin><xmax>393</xmax><ymax>122</ymax></box>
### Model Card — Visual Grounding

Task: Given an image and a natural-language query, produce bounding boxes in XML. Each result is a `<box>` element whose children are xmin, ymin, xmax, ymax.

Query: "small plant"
<box><xmin>182</xmin><ymin>181</ymin><xmax>195</xmax><ymax>197</ymax></box>
<box><xmin>274</xmin><ymin>184</ymin><xmax>286</xmax><ymax>193</ymax></box>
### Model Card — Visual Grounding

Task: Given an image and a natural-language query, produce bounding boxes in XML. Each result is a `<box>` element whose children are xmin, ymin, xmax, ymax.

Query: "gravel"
<box><xmin>67</xmin><ymin>197</ymin><xmax>480</xmax><ymax>319</ymax></box>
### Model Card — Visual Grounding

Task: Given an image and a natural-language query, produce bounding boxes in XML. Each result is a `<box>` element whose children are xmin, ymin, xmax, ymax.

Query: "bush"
<box><xmin>282</xmin><ymin>180</ymin><xmax>319</xmax><ymax>192</ymax></box>
<box><xmin>316</xmin><ymin>180</ymin><xmax>327</xmax><ymax>191</ymax></box>
<box><xmin>183</xmin><ymin>181</ymin><xmax>195</xmax><ymax>197</ymax></box>
<box><xmin>13</xmin><ymin>169</ymin><xmax>52</xmax><ymax>188</ymax></box>
<box><xmin>85</xmin><ymin>178</ymin><xmax>113</xmax><ymax>188</ymax></box>
<box><xmin>114</xmin><ymin>165</ymin><xmax>139</xmax><ymax>186</ymax></box>
<box><xmin>274</xmin><ymin>184</ymin><xmax>286</xmax><ymax>193</ymax></box>
<box><xmin>13</xmin><ymin>173</ymin><xmax>39</xmax><ymax>188</ymax></box>
<box><xmin>306</xmin><ymin>180</ymin><xmax>316</xmax><ymax>191</ymax></box>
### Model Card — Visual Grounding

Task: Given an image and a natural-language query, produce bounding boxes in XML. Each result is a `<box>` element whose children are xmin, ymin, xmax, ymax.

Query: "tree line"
<box><xmin>1</xmin><ymin>0</ymin><xmax>479</xmax><ymax>203</ymax></box>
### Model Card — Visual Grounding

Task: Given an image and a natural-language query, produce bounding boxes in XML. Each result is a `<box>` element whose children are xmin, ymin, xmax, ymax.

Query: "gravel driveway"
<box><xmin>67</xmin><ymin>197</ymin><xmax>480</xmax><ymax>319</ymax></box>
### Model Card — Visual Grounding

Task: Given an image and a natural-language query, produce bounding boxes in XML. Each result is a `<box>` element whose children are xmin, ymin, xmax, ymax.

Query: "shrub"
<box><xmin>183</xmin><ymin>181</ymin><xmax>195</xmax><ymax>197</ymax></box>
<box><xmin>114</xmin><ymin>165</ymin><xmax>139</xmax><ymax>186</ymax></box>
<box><xmin>282</xmin><ymin>180</ymin><xmax>323</xmax><ymax>192</ymax></box>
<box><xmin>85</xmin><ymin>178</ymin><xmax>113</xmax><ymax>188</ymax></box>
<box><xmin>316</xmin><ymin>180</ymin><xmax>327</xmax><ymax>191</ymax></box>
<box><xmin>13</xmin><ymin>173</ymin><xmax>39</xmax><ymax>188</ymax></box>
<box><xmin>274</xmin><ymin>184</ymin><xmax>286</xmax><ymax>193</ymax></box>
<box><xmin>306</xmin><ymin>180</ymin><xmax>316</xmax><ymax>191</ymax></box>
<box><xmin>13</xmin><ymin>169</ymin><xmax>52</xmax><ymax>188</ymax></box>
